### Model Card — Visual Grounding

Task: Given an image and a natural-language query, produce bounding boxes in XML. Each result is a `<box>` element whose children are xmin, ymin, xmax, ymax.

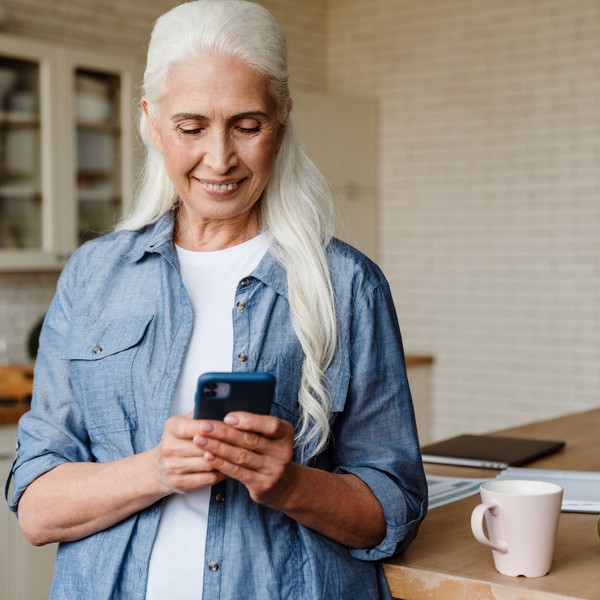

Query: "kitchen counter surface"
<box><xmin>404</xmin><ymin>354</ymin><xmax>434</xmax><ymax>367</ymax></box>
<box><xmin>0</xmin><ymin>403</ymin><xmax>30</xmax><ymax>427</ymax></box>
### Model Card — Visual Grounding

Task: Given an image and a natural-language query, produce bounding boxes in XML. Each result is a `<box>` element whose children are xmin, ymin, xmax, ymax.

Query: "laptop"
<box><xmin>421</xmin><ymin>434</ymin><xmax>565</xmax><ymax>469</ymax></box>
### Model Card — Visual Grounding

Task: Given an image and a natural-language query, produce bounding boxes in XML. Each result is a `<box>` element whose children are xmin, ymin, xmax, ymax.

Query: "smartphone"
<box><xmin>194</xmin><ymin>372</ymin><xmax>276</xmax><ymax>420</ymax></box>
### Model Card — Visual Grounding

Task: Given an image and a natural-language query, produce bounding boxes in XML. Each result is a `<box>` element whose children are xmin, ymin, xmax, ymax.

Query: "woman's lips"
<box><xmin>196</xmin><ymin>178</ymin><xmax>243</xmax><ymax>192</ymax></box>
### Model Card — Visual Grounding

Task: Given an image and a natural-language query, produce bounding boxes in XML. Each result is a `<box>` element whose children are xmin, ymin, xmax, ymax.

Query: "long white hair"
<box><xmin>118</xmin><ymin>0</ymin><xmax>337</xmax><ymax>458</ymax></box>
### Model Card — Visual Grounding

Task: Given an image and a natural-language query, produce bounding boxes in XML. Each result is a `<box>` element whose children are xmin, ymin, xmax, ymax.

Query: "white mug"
<box><xmin>471</xmin><ymin>479</ymin><xmax>563</xmax><ymax>577</ymax></box>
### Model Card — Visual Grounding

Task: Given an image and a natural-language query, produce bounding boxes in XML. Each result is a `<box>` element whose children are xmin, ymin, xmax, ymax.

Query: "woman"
<box><xmin>7</xmin><ymin>1</ymin><xmax>427</xmax><ymax>598</ymax></box>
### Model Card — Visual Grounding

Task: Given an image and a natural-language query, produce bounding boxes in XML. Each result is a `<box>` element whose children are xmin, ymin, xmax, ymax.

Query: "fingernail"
<box><xmin>200</xmin><ymin>422</ymin><xmax>214</xmax><ymax>433</ymax></box>
<box><xmin>224</xmin><ymin>414</ymin><xmax>239</xmax><ymax>425</ymax></box>
<box><xmin>195</xmin><ymin>435</ymin><xmax>208</xmax><ymax>446</ymax></box>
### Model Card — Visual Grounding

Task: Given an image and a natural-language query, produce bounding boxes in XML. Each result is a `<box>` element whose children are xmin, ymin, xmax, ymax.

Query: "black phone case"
<box><xmin>194</xmin><ymin>372</ymin><xmax>275</xmax><ymax>420</ymax></box>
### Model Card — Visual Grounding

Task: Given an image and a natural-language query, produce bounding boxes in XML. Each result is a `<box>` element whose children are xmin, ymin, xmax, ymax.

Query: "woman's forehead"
<box><xmin>162</xmin><ymin>56</ymin><xmax>273</xmax><ymax>112</ymax></box>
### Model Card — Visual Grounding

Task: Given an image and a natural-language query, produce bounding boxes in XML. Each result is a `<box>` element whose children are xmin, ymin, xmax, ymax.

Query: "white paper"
<box><xmin>426</xmin><ymin>475</ymin><xmax>490</xmax><ymax>509</ymax></box>
<box><xmin>496</xmin><ymin>467</ymin><xmax>600</xmax><ymax>513</ymax></box>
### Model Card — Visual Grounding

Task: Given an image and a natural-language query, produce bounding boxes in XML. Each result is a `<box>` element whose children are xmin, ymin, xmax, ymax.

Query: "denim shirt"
<box><xmin>7</xmin><ymin>213</ymin><xmax>427</xmax><ymax>600</ymax></box>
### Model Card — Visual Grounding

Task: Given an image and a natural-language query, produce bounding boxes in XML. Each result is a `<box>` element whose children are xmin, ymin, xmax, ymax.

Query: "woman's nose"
<box><xmin>203</xmin><ymin>130</ymin><xmax>237</xmax><ymax>174</ymax></box>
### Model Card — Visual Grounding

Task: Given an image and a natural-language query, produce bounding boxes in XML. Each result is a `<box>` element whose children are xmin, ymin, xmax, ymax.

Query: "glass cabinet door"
<box><xmin>0</xmin><ymin>33</ymin><xmax>141</xmax><ymax>271</ymax></box>
<box><xmin>62</xmin><ymin>48</ymin><xmax>139</xmax><ymax>255</ymax></box>
<box><xmin>0</xmin><ymin>56</ymin><xmax>42</xmax><ymax>250</ymax></box>
<box><xmin>75</xmin><ymin>68</ymin><xmax>123</xmax><ymax>244</ymax></box>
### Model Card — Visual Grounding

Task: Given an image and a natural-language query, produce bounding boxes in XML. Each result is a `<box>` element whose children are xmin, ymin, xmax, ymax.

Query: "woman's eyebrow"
<box><xmin>230</xmin><ymin>111</ymin><xmax>270</xmax><ymax>121</ymax></box>
<box><xmin>171</xmin><ymin>112</ymin><xmax>207</xmax><ymax>122</ymax></box>
<box><xmin>170</xmin><ymin>111</ymin><xmax>270</xmax><ymax>122</ymax></box>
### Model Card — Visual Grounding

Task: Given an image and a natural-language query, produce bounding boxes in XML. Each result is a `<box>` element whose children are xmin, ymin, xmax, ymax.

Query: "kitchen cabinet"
<box><xmin>405</xmin><ymin>355</ymin><xmax>434</xmax><ymax>444</ymax></box>
<box><xmin>293</xmin><ymin>89</ymin><xmax>378</xmax><ymax>260</ymax></box>
<box><xmin>1</xmin><ymin>425</ymin><xmax>56</xmax><ymax>599</ymax></box>
<box><xmin>0</xmin><ymin>34</ymin><xmax>142</xmax><ymax>270</ymax></box>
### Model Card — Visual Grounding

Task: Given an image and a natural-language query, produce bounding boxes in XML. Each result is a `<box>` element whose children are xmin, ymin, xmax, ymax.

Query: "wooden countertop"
<box><xmin>0</xmin><ymin>365</ymin><xmax>33</xmax><ymax>427</ymax></box>
<box><xmin>383</xmin><ymin>408</ymin><xmax>600</xmax><ymax>600</ymax></box>
<box><xmin>405</xmin><ymin>354</ymin><xmax>434</xmax><ymax>368</ymax></box>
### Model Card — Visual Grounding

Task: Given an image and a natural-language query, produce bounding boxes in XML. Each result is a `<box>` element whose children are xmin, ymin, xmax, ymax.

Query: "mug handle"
<box><xmin>470</xmin><ymin>503</ymin><xmax>508</xmax><ymax>553</ymax></box>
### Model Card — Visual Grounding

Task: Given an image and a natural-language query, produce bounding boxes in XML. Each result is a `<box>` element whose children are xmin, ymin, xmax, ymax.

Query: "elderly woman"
<box><xmin>7</xmin><ymin>1</ymin><xmax>427</xmax><ymax>598</ymax></box>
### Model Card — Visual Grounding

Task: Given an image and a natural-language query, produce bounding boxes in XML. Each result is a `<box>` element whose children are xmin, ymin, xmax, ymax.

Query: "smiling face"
<box><xmin>143</xmin><ymin>55</ymin><xmax>285</xmax><ymax>248</ymax></box>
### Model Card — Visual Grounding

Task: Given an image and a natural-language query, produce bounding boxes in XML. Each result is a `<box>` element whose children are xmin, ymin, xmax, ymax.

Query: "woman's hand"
<box><xmin>18</xmin><ymin>413</ymin><xmax>226</xmax><ymax>546</ymax></box>
<box><xmin>193</xmin><ymin>412</ymin><xmax>386</xmax><ymax>548</ymax></box>
<box><xmin>192</xmin><ymin>412</ymin><xmax>297</xmax><ymax>506</ymax></box>
<box><xmin>155</xmin><ymin>414</ymin><xmax>227</xmax><ymax>494</ymax></box>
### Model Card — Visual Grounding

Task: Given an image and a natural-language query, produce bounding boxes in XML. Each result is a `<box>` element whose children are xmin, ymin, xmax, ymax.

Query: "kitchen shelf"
<box><xmin>78</xmin><ymin>191</ymin><xmax>121</xmax><ymax>203</ymax></box>
<box><xmin>0</xmin><ymin>185</ymin><xmax>41</xmax><ymax>197</ymax></box>
<box><xmin>77</xmin><ymin>120</ymin><xmax>121</xmax><ymax>132</ymax></box>
<box><xmin>0</xmin><ymin>110</ymin><xmax>40</xmax><ymax>125</ymax></box>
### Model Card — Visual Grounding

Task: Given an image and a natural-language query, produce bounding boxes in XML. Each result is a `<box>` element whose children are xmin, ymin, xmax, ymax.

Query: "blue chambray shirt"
<box><xmin>7</xmin><ymin>212</ymin><xmax>427</xmax><ymax>599</ymax></box>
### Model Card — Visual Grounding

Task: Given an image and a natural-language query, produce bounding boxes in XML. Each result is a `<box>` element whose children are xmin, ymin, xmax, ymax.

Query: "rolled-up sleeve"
<box><xmin>332</xmin><ymin>277</ymin><xmax>428</xmax><ymax>561</ymax></box>
<box><xmin>7</xmin><ymin>255</ymin><xmax>92</xmax><ymax>514</ymax></box>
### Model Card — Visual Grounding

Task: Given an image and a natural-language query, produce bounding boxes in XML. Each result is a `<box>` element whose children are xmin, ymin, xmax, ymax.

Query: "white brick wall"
<box><xmin>0</xmin><ymin>0</ymin><xmax>325</xmax><ymax>84</ymax></box>
<box><xmin>0</xmin><ymin>273</ymin><xmax>57</xmax><ymax>363</ymax></box>
<box><xmin>328</xmin><ymin>0</ymin><xmax>600</xmax><ymax>440</ymax></box>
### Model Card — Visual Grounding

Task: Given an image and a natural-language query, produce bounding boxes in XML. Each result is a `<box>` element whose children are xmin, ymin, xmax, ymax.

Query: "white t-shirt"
<box><xmin>145</xmin><ymin>233</ymin><xmax>269</xmax><ymax>600</ymax></box>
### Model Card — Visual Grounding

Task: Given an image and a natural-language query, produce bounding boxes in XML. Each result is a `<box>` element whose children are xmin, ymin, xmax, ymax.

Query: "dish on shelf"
<box><xmin>76</xmin><ymin>91</ymin><xmax>112</xmax><ymax>123</ymax></box>
<box><xmin>0</xmin><ymin>67</ymin><xmax>17</xmax><ymax>104</ymax></box>
<box><xmin>77</xmin><ymin>130</ymin><xmax>114</xmax><ymax>170</ymax></box>
<box><xmin>77</xmin><ymin>181</ymin><xmax>115</xmax><ymax>202</ymax></box>
<box><xmin>7</xmin><ymin>90</ymin><xmax>36</xmax><ymax>113</ymax></box>
<box><xmin>4</xmin><ymin>129</ymin><xmax>38</xmax><ymax>174</ymax></box>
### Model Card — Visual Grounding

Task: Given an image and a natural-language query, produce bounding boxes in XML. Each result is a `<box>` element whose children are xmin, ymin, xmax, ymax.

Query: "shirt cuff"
<box><xmin>339</xmin><ymin>465</ymin><xmax>427</xmax><ymax>561</ymax></box>
<box><xmin>6</xmin><ymin>451</ymin><xmax>68</xmax><ymax>514</ymax></box>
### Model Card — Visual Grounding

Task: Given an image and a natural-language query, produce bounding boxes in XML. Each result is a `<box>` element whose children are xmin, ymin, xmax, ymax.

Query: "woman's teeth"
<box><xmin>203</xmin><ymin>181</ymin><xmax>239</xmax><ymax>191</ymax></box>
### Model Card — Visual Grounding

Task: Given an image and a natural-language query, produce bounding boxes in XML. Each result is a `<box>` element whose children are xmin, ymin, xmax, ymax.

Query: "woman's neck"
<box><xmin>173</xmin><ymin>210</ymin><xmax>260</xmax><ymax>252</ymax></box>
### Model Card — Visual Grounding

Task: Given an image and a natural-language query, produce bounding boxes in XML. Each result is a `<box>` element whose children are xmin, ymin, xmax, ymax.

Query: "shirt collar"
<box><xmin>122</xmin><ymin>211</ymin><xmax>290</xmax><ymax>300</ymax></box>
<box><xmin>122</xmin><ymin>212</ymin><xmax>177</xmax><ymax>264</ymax></box>
<box><xmin>251</xmin><ymin>245</ymin><xmax>288</xmax><ymax>300</ymax></box>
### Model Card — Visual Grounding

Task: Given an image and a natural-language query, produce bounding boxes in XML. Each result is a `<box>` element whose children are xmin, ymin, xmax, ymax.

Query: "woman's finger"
<box><xmin>190</xmin><ymin>414</ymin><xmax>296</xmax><ymax>504</ymax></box>
<box><xmin>157</xmin><ymin>415</ymin><xmax>227</xmax><ymax>493</ymax></box>
<box><xmin>223</xmin><ymin>412</ymin><xmax>292</xmax><ymax>441</ymax></box>
<box><xmin>195</xmin><ymin>413</ymin><xmax>294</xmax><ymax>454</ymax></box>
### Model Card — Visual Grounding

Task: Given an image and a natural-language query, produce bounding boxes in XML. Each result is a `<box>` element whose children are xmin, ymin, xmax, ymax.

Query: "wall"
<box><xmin>0</xmin><ymin>0</ymin><xmax>327</xmax><ymax>364</ymax></box>
<box><xmin>327</xmin><ymin>0</ymin><xmax>600</xmax><ymax>440</ymax></box>
<box><xmin>0</xmin><ymin>0</ymin><xmax>326</xmax><ymax>88</ymax></box>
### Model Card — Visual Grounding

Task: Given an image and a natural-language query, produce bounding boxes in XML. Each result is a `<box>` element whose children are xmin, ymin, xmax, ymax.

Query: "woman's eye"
<box><xmin>178</xmin><ymin>125</ymin><xmax>205</xmax><ymax>135</ymax></box>
<box><xmin>236</xmin><ymin>120</ymin><xmax>261</xmax><ymax>134</ymax></box>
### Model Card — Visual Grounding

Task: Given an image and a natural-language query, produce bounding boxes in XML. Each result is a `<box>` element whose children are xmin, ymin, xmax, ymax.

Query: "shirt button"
<box><xmin>235</xmin><ymin>300</ymin><xmax>246</xmax><ymax>310</ymax></box>
<box><xmin>237</xmin><ymin>353</ymin><xmax>248</xmax><ymax>362</ymax></box>
<box><xmin>91</xmin><ymin>345</ymin><xmax>102</xmax><ymax>355</ymax></box>
<box><xmin>208</xmin><ymin>561</ymin><xmax>219</xmax><ymax>572</ymax></box>
<box><xmin>240</xmin><ymin>278</ymin><xmax>250</xmax><ymax>287</ymax></box>
<box><xmin>215</xmin><ymin>492</ymin><xmax>225</xmax><ymax>503</ymax></box>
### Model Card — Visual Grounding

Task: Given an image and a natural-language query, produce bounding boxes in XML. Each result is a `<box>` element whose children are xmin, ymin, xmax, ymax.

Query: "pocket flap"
<box><xmin>63</xmin><ymin>315</ymin><xmax>153</xmax><ymax>360</ymax></box>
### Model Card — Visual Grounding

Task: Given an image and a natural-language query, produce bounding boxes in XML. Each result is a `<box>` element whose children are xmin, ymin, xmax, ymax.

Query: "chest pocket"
<box><xmin>63</xmin><ymin>315</ymin><xmax>153</xmax><ymax>440</ymax></box>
